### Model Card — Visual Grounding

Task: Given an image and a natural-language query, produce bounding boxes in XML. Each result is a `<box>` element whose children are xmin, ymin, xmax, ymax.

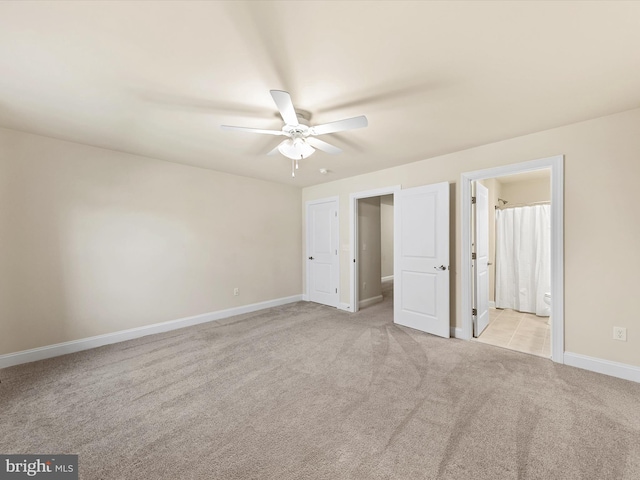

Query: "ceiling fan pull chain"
<box><xmin>291</xmin><ymin>158</ymin><xmax>295</xmax><ymax>178</ymax></box>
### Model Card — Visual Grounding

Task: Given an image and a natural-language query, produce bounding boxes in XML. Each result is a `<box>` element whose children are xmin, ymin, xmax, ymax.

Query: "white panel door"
<box><xmin>394</xmin><ymin>182</ymin><xmax>450</xmax><ymax>337</ymax></box>
<box><xmin>308</xmin><ymin>199</ymin><xmax>339</xmax><ymax>307</ymax></box>
<box><xmin>473</xmin><ymin>182</ymin><xmax>490</xmax><ymax>336</ymax></box>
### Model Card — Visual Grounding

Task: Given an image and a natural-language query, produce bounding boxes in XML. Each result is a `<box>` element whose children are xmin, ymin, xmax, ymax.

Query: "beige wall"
<box><xmin>500</xmin><ymin>176</ymin><xmax>551</xmax><ymax>205</ymax></box>
<box><xmin>0</xmin><ymin>128</ymin><xmax>302</xmax><ymax>356</ymax></box>
<box><xmin>302</xmin><ymin>107</ymin><xmax>640</xmax><ymax>368</ymax></box>
<box><xmin>380</xmin><ymin>195</ymin><xmax>394</xmax><ymax>278</ymax></box>
<box><xmin>358</xmin><ymin>197</ymin><xmax>382</xmax><ymax>302</ymax></box>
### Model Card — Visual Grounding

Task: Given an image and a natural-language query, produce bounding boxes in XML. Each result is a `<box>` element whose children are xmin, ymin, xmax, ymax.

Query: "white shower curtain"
<box><xmin>495</xmin><ymin>205</ymin><xmax>551</xmax><ymax>316</ymax></box>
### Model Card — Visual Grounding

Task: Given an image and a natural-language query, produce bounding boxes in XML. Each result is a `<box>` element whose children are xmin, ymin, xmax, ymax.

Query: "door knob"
<box><xmin>308</xmin><ymin>256</ymin><xmax>314</xmax><ymax>260</ymax></box>
<box><xmin>434</xmin><ymin>265</ymin><xmax>446</xmax><ymax>271</ymax></box>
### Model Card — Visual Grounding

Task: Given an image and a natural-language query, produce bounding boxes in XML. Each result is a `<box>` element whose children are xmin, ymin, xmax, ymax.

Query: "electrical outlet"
<box><xmin>613</xmin><ymin>326</ymin><xmax>627</xmax><ymax>341</ymax></box>
<box><xmin>233</xmin><ymin>287</ymin><xmax>239</xmax><ymax>296</ymax></box>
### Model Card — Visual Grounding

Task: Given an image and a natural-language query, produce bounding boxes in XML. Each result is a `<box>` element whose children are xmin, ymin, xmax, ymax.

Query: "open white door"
<box><xmin>473</xmin><ymin>181</ymin><xmax>490</xmax><ymax>336</ymax></box>
<box><xmin>307</xmin><ymin>199</ymin><xmax>339</xmax><ymax>307</ymax></box>
<box><xmin>394</xmin><ymin>182</ymin><xmax>450</xmax><ymax>338</ymax></box>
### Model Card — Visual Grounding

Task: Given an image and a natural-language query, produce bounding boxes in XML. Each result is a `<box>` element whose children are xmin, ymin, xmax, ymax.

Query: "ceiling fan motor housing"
<box><xmin>283</xmin><ymin>124</ymin><xmax>310</xmax><ymax>139</ymax></box>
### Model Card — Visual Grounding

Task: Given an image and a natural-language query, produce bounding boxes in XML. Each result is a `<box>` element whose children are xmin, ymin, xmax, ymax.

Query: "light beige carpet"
<box><xmin>2</xmin><ymin>283</ymin><xmax>639</xmax><ymax>479</ymax></box>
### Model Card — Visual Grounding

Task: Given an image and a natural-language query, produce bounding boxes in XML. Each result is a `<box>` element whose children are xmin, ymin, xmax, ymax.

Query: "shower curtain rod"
<box><xmin>495</xmin><ymin>200</ymin><xmax>550</xmax><ymax>210</ymax></box>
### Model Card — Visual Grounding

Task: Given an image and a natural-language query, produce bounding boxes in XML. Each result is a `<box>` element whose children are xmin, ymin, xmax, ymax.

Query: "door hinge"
<box><xmin>471</xmin><ymin>252</ymin><xmax>476</xmax><ymax>260</ymax></box>
<box><xmin>471</xmin><ymin>196</ymin><xmax>476</xmax><ymax>204</ymax></box>
<box><xmin>472</xmin><ymin>308</ymin><xmax>477</xmax><ymax>316</ymax></box>
<box><xmin>335</xmin><ymin>249</ymin><xmax>338</xmax><ymax>255</ymax></box>
<box><xmin>335</xmin><ymin>211</ymin><xmax>338</xmax><ymax>217</ymax></box>
<box><xmin>335</xmin><ymin>288</ymin><xmax>338</xmax><ymax>293</ymax></box>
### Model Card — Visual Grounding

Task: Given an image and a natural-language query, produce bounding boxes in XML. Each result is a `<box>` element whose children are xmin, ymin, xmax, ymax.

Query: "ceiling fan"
<box><xmin>220</xmin><ymin>90</ymin><xmax>368</xmax><ymax>177</ymax></box>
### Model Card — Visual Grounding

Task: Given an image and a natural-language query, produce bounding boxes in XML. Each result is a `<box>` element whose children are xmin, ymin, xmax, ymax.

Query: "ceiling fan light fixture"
<box><xmin>278</xmin><ymin>137</ymin><xmax>315</xmax><ymax>160</ymax></box>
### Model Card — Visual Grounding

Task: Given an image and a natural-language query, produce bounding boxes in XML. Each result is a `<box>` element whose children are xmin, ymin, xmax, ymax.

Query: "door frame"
<box><xmin>460</xmin><ymin>155</ymin><xmax>564</xmax><ymax>363</ymax></box>
<box><xmin>305</xmin><ymin>196</ymin><xmax>340</xmax><ymax>306</ymax></box>
<box><xmin>349</xmin><ymin>186</ymin><xmax>401</xmax><ymax>313</ymax></box>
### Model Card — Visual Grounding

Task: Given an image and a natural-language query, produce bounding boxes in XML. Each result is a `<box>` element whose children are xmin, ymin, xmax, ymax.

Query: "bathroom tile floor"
<box><xmin>475</xmin><ymin>308</ymin><xmax>551</xmax><ymax>358</ymax></box>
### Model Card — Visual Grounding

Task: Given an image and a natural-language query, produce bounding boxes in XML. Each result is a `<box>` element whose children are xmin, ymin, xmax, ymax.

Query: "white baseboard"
<box><xmin>489</xmin><ymin>301</ymin><xmax>496</xmax><ymax>308</ymax></box>
<box><xmin>302</xmin><ymin>294</ymin><xmax>309</xmax><ymax>301</ymax></box>
<box><xmin>338</xmin><ymin>303</ymin><xmax>352</xmax><ymax>312</ymax></box>
<box><xmin>381</xmin><ymin>275</ymin><xmax>394</xmax><ymax>282</ymax></box>
<box><xmin>0</xmin><ymin>294</ymin><xmax>303</xmax><ymax>369</ymax></box>
<box><xmin>564</xmin><ymin>352</ymin><xmax>640</xmax><ymax>384</ymax></box>
<box><xmin>450</xmin><ymin>327</ymin><xmax>463</xmax><ymax>338</ymax></box>
<box><xmin>358</xmin><ymin>295</ymin><xmax>384</xmax><ymax>309</ymax></box>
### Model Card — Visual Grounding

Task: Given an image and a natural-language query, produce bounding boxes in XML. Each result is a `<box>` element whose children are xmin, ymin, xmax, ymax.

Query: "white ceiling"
<box><xmin>1</xmin><ymin>1</ymin><xmax>639</xmax><ymax>187</ymax></box>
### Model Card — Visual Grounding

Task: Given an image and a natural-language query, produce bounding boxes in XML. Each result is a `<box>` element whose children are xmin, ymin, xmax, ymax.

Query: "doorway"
<box><xmin>350</xmin><ymin>182</ymin><xmax>451</xmax><ymax>339</ymax></box>
<box><xmin>349</xmin><ymin>186</ymin><xmax>400</xmax><ymax>313</ymax></box>
<box><xmin>355</xmin><ymin>195</ymin><xmax>395</xmax><ymax>310</ymax></box>
<box><xmin>474</xmin><ymin>170</ymin><xmax>552</xmax><ymax>358</ymax></box>
<box><xmin>461</xmin><ymin>155</ymin><xmax>564</xmax><ymax>363</ymax></box>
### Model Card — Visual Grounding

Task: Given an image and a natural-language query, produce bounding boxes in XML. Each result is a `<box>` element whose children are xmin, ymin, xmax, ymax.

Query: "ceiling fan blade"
<box><xmin>267</xmin><ymin>140</ymin><xmax>289</xmax><ymax>156</ymax></box>
<box><xmin>306</xmin><ymin>137</ymin><xmax>342</xmax><ymax>155</ymax></box>
<box><xmin>220</xmin><ymin>125</ymin><xmax>284</xmax><ymax>136</ymax></box>
<box><xmin>270</xmin><ymin>90</ymin><xmax>299</xmax><ymax>126</ymax></box>
<box><xmin>310</xmin><ymin>115</ymin><xmax>368</xmax><ymax>135</ymax></box>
